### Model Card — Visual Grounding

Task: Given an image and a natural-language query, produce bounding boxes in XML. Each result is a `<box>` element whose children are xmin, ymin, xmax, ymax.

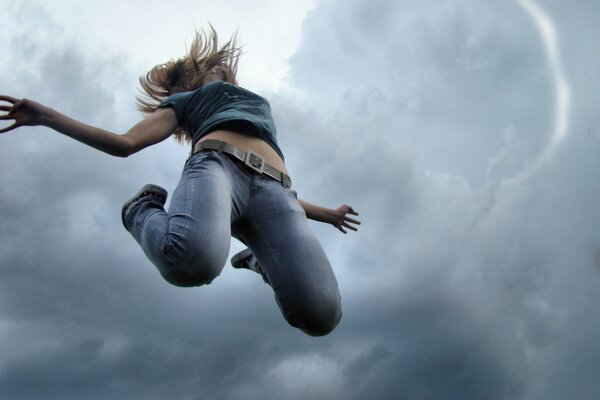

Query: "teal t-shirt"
<box><xmin>158</xmin><ymin>81</ymin><xmax>284</xmax><ymax>160</ymax></box>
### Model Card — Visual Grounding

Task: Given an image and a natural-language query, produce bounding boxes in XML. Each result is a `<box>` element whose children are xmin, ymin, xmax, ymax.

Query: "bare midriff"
<box><xmin>198</xmin><ymin>129</ymin><xmax>289</xmax><ymax>175</ymax></box>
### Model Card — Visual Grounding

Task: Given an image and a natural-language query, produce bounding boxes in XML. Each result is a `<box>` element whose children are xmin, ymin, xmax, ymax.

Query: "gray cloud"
<box><xmin>1</xmin><ymin>0</ymin><xmax>600</xmax><ymax>399</ymax></box>
<box><xmin>276</xmin><ymin>0</ymin><xmax>600</xmax><ymax>399</ymax></box>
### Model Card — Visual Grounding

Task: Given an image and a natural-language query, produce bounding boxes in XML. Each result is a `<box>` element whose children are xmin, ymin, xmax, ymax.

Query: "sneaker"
<box><xmin>231</xmin><ymin>248</ymin><xmax>270</xmax><ymax>284</ymax></box>
<box><xmin>231</xmin><ymin>248</ymin><xmax>259</xmax><ymax>271</ymax></box>
<box><xmin>121</xmin><ymin>184</ymin><xmax>168</xmax><ymax>230</ymax></box>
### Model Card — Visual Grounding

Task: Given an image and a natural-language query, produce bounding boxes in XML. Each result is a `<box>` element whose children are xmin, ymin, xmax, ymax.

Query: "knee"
<box><xmin>159</xmin><ymin>243</ymin><xmax>225</xmax><ymax>287</ymax></box>
<box><xmin>293</xmin><ymin>297</ymin><xmax>342</xmax><ymax>337</ymax></box>
<box><xmin>160</xmin><ymin>263</ymin><xmax>221</xmax><ymax>287</ymax></box>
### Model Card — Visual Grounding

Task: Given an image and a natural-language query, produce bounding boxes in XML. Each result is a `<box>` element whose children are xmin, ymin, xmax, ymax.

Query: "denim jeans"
<box><xmin>124</xmin><ymin>149</ymin><xmax>342</xmax><ymax>336</ymax></box>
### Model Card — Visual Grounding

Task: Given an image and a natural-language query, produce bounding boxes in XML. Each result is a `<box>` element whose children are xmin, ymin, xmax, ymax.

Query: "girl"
<box><xmin>0</xmin><ymin>28</ymin><xmax>360</xmax><ymax>336</ymax></box>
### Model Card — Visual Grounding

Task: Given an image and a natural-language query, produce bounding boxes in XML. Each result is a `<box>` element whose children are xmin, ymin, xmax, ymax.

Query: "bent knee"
<box><xmin>292</xmin><ymin>298</ymin><xmax>342</xmax><ymax>337</ymax></box>
<box><xmin>161</xmin><ymin>268</ymin><xmax>220</xmax><ymax>287</ymax></box>
<box><xmin>160</xmin><ymin>253</ymin><xmax>224</xmax><ymax>287</ymax></box>
<box><xmin>157</xmin><ymin>236</ymin><xmax>228</xmax><ymax>287</ymax></box>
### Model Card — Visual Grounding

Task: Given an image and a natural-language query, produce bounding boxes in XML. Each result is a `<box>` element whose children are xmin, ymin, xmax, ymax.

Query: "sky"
<box><xmin>1</xmin><ymin>0</ymin><xmax>600</xmax><ymax>399</ymax></box>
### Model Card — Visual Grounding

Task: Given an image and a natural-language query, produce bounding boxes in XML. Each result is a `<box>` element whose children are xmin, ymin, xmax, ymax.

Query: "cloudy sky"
<box><xmin>1</xmin><ymin>0</ymin><xmax>600</xmax><ymax>398</ymax></box>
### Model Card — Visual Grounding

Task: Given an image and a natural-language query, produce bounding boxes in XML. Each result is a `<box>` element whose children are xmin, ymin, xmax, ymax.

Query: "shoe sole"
<box><xmin>231</xmin><ymin>248</ymin><xmax>254</xmax><ymax>269</ymax></box>
<box><xmin>231</xmin><ymin>248</ymin><xmax>270</xmax><ymax>285</ymax></box>
<box><xmin>122</xmin><ymin>184</ymin><xmax>168</xmax><ymax>230</ymax></box>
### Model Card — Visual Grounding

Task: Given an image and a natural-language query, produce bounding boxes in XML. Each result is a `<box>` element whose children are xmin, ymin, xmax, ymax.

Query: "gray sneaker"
<box><xmin>231</xmin><ymin>248</ymin><xmax>269</xmax><ymax>284</ymax></box>
<box><xmin>122</xmin><ymin>184</ymin><xmax>168</xmax><ymax>230</ymax></box>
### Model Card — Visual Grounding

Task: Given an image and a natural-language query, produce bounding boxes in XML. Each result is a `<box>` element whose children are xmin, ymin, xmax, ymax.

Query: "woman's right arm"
<box><xmin>0</xmin><ymin>96</ymin><xmax>177</xmax><ymax>157</ymax></box>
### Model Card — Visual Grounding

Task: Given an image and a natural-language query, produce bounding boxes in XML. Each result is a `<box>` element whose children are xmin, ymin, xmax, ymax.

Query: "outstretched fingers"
<box><xmin>344</xmin><ymin>206</ymin><xmax>360</xmax><ymax>218</ymax></box>
<box><xmin>337</xmin><ymin>217</ymin><xmax>361</xmax><ymax>234</ymax></box>
<box><xmin>0</xmin><ymin>100</ymin><xmax>16</xmax><ymax>133</ymax></box>
<box><xmin>0</xmin><ymin>95</ymin><xmax>18</xmax><ymax>104</ymax></box>
<box><xmin>343</xmin><ymin>207</ymin><xmax>361</xmax><ymax>226</ymax></box>
<box><xmin>341</xmin><ymin>223</ymin><xmax>357</xmax><ymax>234</ymax></box>
<box><xmin>344</xmin><ymin>220</ymin><xmax>359</xmax><ymax>229</ymax></box>
<box><xmin>333</xmin><ymin>205</ymin><xmax>362</xmax><ymax>234</ymax></box>
<box><xmin>0</xmin><ymin>122</ymin><xmax>19</xmax><ymax>134</ymax></box>
<box><xmin>344</xmin><ymin>216</ymin><xmax>361</xmax><ymax>225</ymax></box>
<box><xmin>0</xmin><ymin>96</ymin><xmax>23</xmax><ymax>133</ymax></box>
<box><xmin>339</xmin><ymin>220</ymin><xmax>358</xmax><ymax>233</ymax></box>
<box><xmin>0</xmin><ymin>104</ymin><xmax>16</xmax><ymax>133</ymax></box>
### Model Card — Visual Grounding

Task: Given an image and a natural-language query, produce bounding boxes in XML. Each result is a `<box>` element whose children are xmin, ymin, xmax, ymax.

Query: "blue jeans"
<box><xmin>124</xmin><ymin>150</ymin><xmax>342</xmax><ymax>336</ymax></box>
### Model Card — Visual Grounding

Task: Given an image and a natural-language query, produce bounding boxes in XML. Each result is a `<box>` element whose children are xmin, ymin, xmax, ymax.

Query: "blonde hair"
<box><xmin>136</xmin><ymin>26</ymin><xmax>242</xmax><ymax>144</ymax></box>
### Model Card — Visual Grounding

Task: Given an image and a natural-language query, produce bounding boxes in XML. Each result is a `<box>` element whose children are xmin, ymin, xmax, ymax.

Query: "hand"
<box><xmin>331</xmin><ymin>204</ymin><xmax>361</xmax><ymax>234</ymax></box>
<box><xmin>0</xmin><ymin>96</ymin><xmax>51</xmax><ymax>134</ymax></box>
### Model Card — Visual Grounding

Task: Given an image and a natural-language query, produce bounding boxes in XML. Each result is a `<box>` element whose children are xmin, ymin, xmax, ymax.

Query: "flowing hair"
<box><xmin>136</xmin><ymin>26</ymin><xmax>242</xmax><ymax>144</ymax></box>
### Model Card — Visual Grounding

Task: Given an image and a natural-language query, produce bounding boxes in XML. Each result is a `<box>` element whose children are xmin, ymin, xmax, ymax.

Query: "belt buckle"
<box><xmin>243</xmin><ymin>151</ymin><xmax>265</xmax><ymax>174</ymax></box>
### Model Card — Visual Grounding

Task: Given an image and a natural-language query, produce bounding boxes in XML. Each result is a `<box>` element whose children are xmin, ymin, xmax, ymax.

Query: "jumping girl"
<box><xmin>0</xmin><ymin>28</ymin><xmax>360</xmax><ymax>336</ymax></box>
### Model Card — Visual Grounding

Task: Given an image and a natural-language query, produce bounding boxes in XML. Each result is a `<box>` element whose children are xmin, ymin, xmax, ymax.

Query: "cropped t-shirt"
<box><xmin>158</xmin><ymin>81</ymin><xmax>284</xmax><ymax>160</ymax></box>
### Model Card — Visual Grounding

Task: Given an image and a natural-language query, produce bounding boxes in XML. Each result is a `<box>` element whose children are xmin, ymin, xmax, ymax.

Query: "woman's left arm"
<box><xmin>298</xmin><ymin>198</ymin><xmax>361</xmax><ymax>234</ymax></box>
